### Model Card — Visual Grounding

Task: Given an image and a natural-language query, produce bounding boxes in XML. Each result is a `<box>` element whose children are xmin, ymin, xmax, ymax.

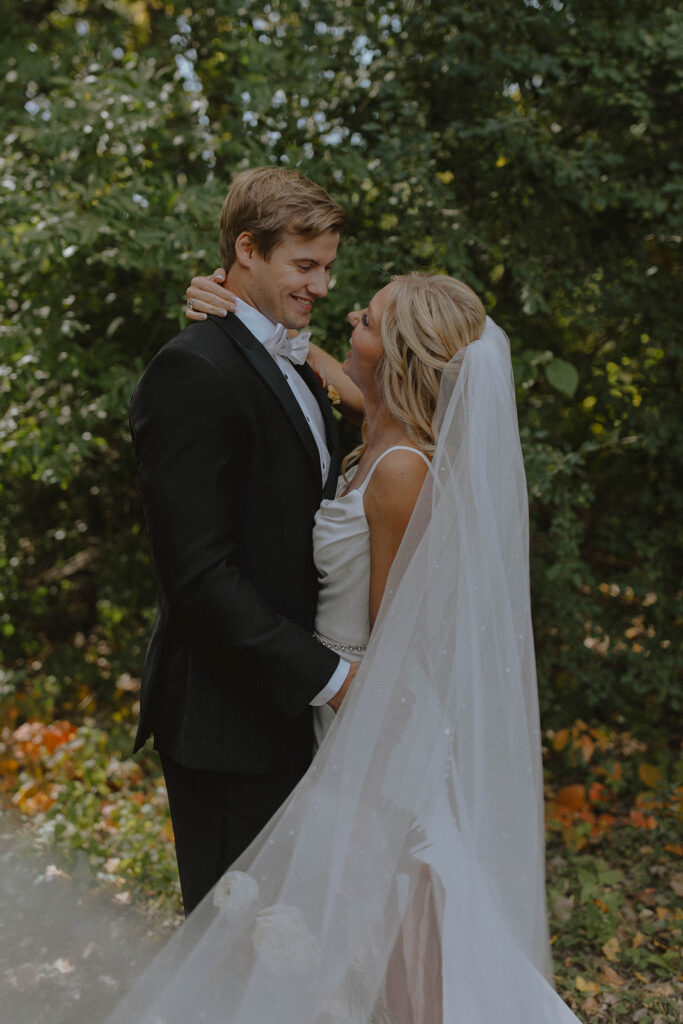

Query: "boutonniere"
<box><xmin>311</xmin><ymin>366</ymin><xmax>341</xmax><ymax>406</ymax></box>
<box><xmin>326</xmin><ymin>383</ymin><xmax>341</xmax><ymax>406</ymax></box>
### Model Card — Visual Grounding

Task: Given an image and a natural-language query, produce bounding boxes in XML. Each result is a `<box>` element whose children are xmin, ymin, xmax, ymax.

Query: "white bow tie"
<box><xmin>263</xmin><ymin>324</ymin><xmax>310</xmax><ymax>365</ymax></box>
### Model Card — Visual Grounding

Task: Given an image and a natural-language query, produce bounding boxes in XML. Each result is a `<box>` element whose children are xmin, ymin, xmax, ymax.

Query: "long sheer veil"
<box><xmin>105</xmin><ymin>318</ymin><xmax>581</xmax><ymax>1023</ymax></box>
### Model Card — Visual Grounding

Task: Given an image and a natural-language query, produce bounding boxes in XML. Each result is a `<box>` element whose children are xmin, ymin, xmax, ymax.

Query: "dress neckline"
<box><xmin>338</xmin><ymin>445</ymin><xmax>430</xmax><ymax>499</ymax></box>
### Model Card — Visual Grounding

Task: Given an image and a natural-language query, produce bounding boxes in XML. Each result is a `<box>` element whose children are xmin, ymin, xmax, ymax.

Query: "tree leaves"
<box><xmin>0</xmin><ymin>0</ymin><xmax>681</xmax><ymax>743</ymax></box>
<box><xmin>545</xmin><ymin>357</ymin><xmax>580</xmax><ymax>397</ymax></box>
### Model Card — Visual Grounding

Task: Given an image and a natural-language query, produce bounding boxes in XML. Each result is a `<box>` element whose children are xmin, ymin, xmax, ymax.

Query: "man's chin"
<box><xmin>288</xmin><ymin>301</ymin><xmax>313</xmax><ymax>327</ymax></box>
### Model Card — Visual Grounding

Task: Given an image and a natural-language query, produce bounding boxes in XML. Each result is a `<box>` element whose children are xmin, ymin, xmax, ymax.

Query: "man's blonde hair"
<box><xmin>344</xmin><ymin>273</ymin><xmax>486</xmax><ymax>474</ymax></box>
<box><xmin>219</xmin><ymin>166</ymin><xmax>346</xmax><ymax>269</ymax></box>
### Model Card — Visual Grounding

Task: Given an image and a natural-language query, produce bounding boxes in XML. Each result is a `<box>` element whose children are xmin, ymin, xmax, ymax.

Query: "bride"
<box><xmin>106</xmin><ymin>272</ymin><xmax>582</xmax><ymax>1022</ymax></box>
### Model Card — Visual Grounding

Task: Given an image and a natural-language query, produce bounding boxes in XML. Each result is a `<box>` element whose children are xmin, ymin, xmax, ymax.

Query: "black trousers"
<box><xmin>159</xmin><ymin>752</ymin><xmax>308</xmax><ymax>916</ymax></box>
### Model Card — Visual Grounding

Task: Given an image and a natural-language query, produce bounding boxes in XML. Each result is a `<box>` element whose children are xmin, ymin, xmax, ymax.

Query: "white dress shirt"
<box><xmin>232</xmin><ymin>298</ymin><xmax>348</xmax><ymax>707</ymax></box>
<box><xmin>233</xmin><ymin>299</ymin><xmax>331</xmax><ymax>484</ymax></box>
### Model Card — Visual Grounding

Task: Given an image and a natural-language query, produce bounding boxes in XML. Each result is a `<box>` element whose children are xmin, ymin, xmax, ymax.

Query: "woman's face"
<box><xmin>344</xmin><ymin>283</ymin><xmax>394</xmax><ymax>393</ymax></box>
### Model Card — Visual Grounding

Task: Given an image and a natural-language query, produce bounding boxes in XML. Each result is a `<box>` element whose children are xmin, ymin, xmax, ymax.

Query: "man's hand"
<box><xmin>328</xmin><ymin>661</ymin><xmax>360</xmax><ymax>712</ymax></box>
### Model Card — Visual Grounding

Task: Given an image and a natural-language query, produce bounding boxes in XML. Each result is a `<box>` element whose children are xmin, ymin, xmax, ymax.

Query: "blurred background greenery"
<box><xmin>0</xmin><ymin>0</ymin><xmax>680</xmax><ymax>738</ymax></box>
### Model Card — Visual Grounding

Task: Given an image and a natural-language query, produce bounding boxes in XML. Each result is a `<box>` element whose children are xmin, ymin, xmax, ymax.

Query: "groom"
<box><xmin>130</xmin><ymin>167</ymin><xmax>356</xmax><ymax>914</ymax></box>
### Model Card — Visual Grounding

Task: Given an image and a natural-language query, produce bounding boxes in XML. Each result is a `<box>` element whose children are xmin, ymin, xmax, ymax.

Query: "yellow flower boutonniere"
<box><xmin>311</xmin><ymin>365</ymin><xmax>341</xmax><ymax>406</ymax></box>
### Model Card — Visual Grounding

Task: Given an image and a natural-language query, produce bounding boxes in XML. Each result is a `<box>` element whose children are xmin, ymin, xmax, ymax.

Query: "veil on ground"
<box><xmin>104</xmin><ymin>319</ymin><xmax>582</xmax><ymax>1024</ymax></box>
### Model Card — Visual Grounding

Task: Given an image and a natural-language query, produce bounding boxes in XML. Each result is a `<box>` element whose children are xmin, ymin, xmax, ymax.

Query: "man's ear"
<box><xmin>234</xmin><ymin>231</ymin><xmax>256</xmax><ymax>268</ymax></box>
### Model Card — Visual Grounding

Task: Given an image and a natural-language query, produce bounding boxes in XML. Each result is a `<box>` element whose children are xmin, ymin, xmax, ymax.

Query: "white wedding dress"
<box><xmin>312</xmin><ymin>446</ymin><xmax>431</xmax><ymax>747</ymax></box>
<box><xmin>309</xmin><ymin>449</ymin><xmax>579</xmax><ymax>1023</ymax></box>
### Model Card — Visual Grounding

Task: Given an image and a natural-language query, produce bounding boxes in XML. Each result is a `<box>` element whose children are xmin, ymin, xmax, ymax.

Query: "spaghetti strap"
<box><xmin>357</xmin><ymin>445</ymin><xmax>431</xmax><ymax>494</ymax></box>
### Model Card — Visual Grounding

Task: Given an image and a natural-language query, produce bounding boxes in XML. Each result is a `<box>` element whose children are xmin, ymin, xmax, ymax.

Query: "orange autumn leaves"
<box><xmin>545</xmin><ymin>720</ymin><xmax>681</xmax><ymax>851</ymax></box>
<box><xmin>0</xmin><ymin>720</ymin><xmax>78</xmax><ymax>816</ymax></box>
<box><xmin>4</xmin><ymin>715</ymin><xmax>680</xmax><ymax>853</ymax></box>
<box><xmin>550</xmin><ymin>779</ymin><xmax>618</xmax><ymax>844</ymax></box>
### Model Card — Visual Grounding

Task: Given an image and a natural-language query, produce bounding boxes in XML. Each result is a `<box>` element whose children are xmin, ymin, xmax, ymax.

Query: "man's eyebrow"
<box><xmin>293</xmin><ymin>255</ymin><xmax>337</xmax><ymax>267</ymax></box>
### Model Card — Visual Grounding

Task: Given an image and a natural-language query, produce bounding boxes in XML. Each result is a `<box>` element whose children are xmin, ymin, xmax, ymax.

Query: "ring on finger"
<box><xmin>187</xmin><ymin>297</ymin><xmax>195</xmax><ymax>311</ymax></box>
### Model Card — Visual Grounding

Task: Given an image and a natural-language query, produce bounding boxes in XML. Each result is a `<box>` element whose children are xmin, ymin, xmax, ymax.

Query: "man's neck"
<box><xmin>223</xmin><ymin>273</ymin><xmax>258</xmax><ymax>312</ymax></box>
<box><xmin>224</xmin><ymin>271</ymin><xmax>278</xmax><ymax>326</ymax></box>
<box><xmin>230</xmin><ymin>296</ymin><xmax>281</xmax><ymax>347</ymax></box>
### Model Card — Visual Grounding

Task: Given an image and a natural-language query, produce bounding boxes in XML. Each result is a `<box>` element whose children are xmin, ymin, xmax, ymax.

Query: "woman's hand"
<box><xmin>184</xmin><ymin>270</ymin><xmax>367</xmax><ymax>424</ymax></box>
<box><xmin>186</xmin><ymin>269</ymin><xmax>237</xmax><ymax>321</ymax></box>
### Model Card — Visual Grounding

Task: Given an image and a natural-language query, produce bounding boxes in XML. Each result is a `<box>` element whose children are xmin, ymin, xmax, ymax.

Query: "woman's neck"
<box><xmin>362</xmin><ymin>395</ymin><xmax>411</xmax><ymax>451</ymax></box>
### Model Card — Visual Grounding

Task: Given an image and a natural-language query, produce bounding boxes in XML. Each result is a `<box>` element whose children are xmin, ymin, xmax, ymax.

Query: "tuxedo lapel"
<box><xmin>211</xmin><ymin>313</ymin><xmax>325</xmax><ymax>487</ymax></box>
<box><xmin>296</xmin><ymin>361</ymin><xmax>341</xmax><ymax>499</ymax></box>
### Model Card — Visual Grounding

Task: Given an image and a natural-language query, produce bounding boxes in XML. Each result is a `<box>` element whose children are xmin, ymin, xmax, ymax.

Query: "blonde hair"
<box><xmin>343</xmin><ymin>273</ymin><xmax>486</xmax><ymax>474</ymax></box>
<box><xmin>219</xmin><ymin>167</ymin><xmax>346</xmax><ymax>269</ymax></box>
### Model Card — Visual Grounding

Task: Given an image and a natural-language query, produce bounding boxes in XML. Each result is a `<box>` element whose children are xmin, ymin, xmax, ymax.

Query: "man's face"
<box><xmin>244</xmin><ymin>231</ymin><xmax>339</xmax><ymax>329</ymax></box>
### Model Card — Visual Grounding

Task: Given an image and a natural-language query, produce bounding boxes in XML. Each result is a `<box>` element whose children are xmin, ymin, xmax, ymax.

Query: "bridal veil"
<box><xmin>105</xmin><ymin>318</ymin><xmax>581</xmax><ymax>1023</ymax></box>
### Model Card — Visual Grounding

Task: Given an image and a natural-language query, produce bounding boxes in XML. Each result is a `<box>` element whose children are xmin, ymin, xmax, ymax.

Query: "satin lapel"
<box><xmin>211</xmin><ymin>313</ymin><xmax>323</xmax><ymax>484</ymax></box>
<box><xmin>296</xmin><ymin>362</ymin><xmax>342</xmax><ymax>500</ymax></box>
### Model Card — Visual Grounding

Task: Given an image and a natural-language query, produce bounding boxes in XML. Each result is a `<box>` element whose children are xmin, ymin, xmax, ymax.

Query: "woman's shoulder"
<box><xmin>363</xmin><ymin>446</ymin><xmax>430</xmax><ymax>507</ymax></box>
<box><xmin>362</xmin><ymin>447</ymin><xmax>429</xmax><ymax>549</ymax></box>
<box><xmin>371</xmin><ymin>445</ymin><xmax>430</xmax><ymax>479</ymax></box>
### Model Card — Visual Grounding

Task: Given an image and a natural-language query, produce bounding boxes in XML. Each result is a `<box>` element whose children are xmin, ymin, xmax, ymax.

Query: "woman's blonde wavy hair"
<box><xmin>343</xmin><ymin>272</ymin><xmax>486</xmax><ymax>475</ymax></box>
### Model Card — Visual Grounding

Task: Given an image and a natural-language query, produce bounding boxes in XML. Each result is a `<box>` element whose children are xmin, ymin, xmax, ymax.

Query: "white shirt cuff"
<box><xmin>309</xmin><ymin>658</ymin><xmax>350</xmax><ymax>706</ymax></box>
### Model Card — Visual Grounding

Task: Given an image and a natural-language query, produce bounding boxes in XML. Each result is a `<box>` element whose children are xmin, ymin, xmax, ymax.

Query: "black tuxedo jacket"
<box><xmin>129</xmin><ymin>313</ymin><xmax>342</xmax><ymax>774</ymax></box>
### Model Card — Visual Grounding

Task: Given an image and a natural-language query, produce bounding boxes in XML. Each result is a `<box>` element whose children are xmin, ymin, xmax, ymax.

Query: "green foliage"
<box><xmin>40</xmin><ymin>730</ymin><xmax>180</xmax><ymax>915</ymax></box>
<box><xmin>0</xmin><ymin>0</ymin><xmax>681</xmax><ymax>729</ymax></box>
<box><xmin>0</xmin><ymin>715</ymin><xmax>181</xmax><ymax>916</ymax></box>
<box><xmin>548</xmin><ymin>840</ymin><xmax>682</xmax><ymax>1020</ymax></box>
<box><xmin>544</xmin><ymin>719</ymin><xmax>682</xmax><ymax>1019</ymax></box>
